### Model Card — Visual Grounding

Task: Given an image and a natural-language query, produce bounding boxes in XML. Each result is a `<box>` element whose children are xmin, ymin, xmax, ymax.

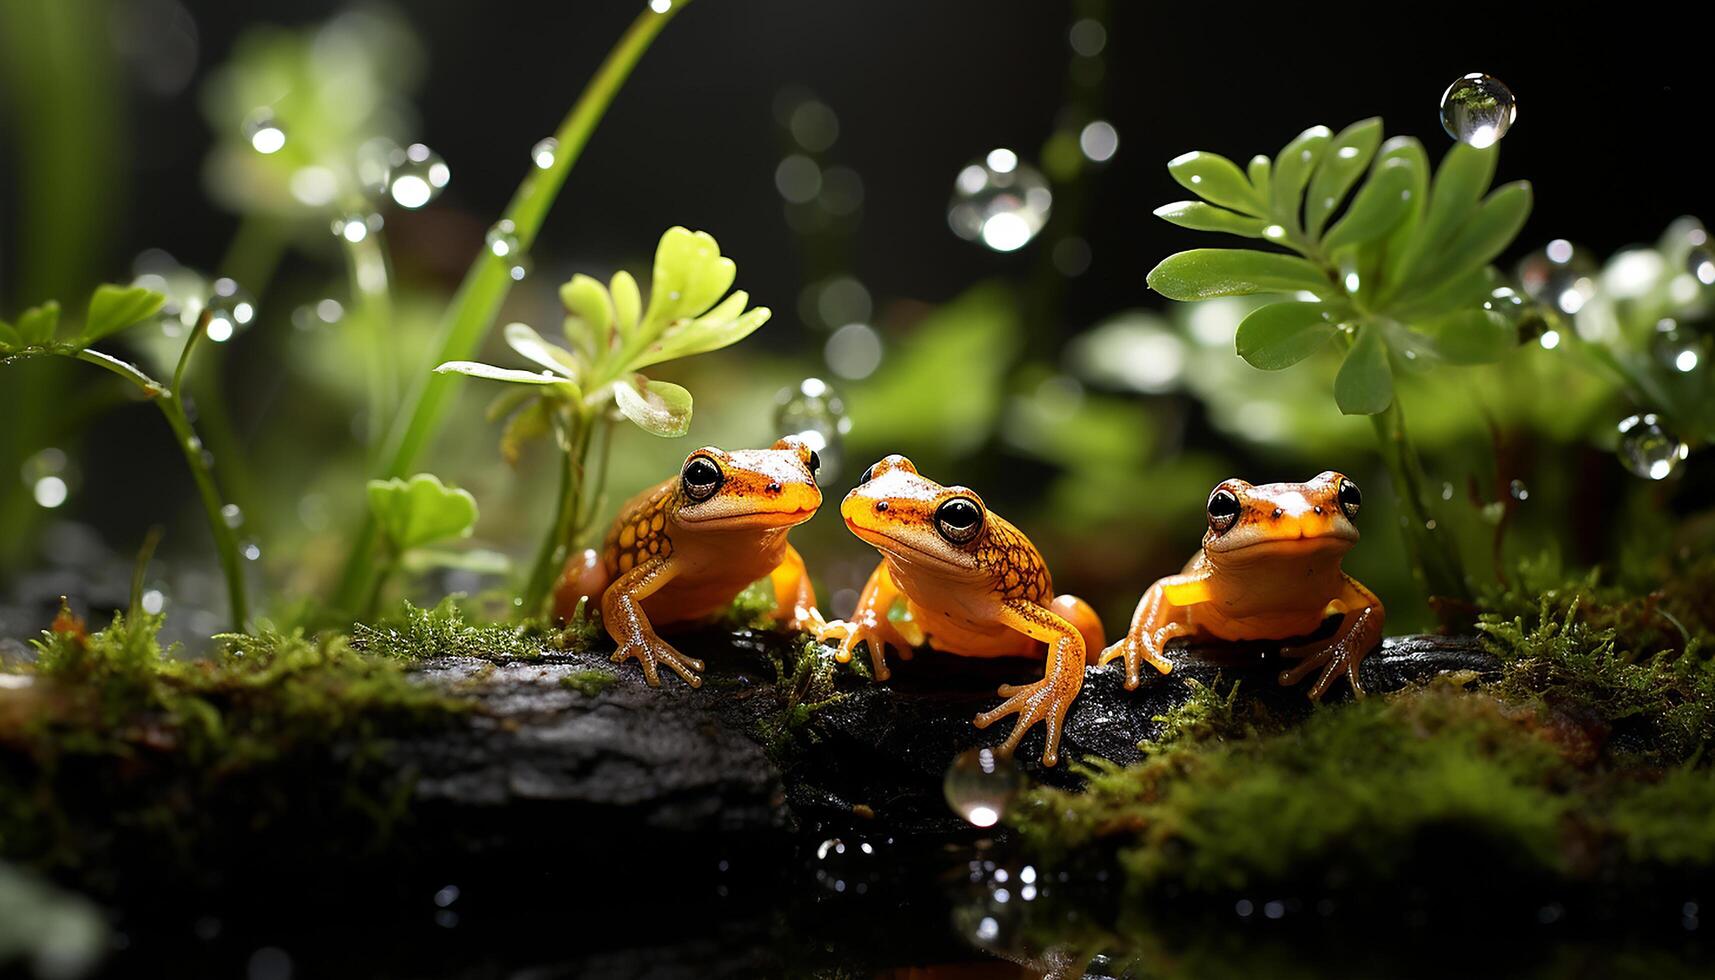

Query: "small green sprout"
<box><xmin>2</xmin><ymin>285</ymin><xmax>251</xmax><ymax>628</ymax></box>
<box><xmin>436</xmin><ymin>226</ymin><xmax>772</xmax><ymax>617</ymax></box>
<box><xmin>1148</xmin><ymin>119</ymin><xmax>1535</xmax><ymax>603</ymax></box>
<box><xmin>364</xmin><ymin>473</ymin><xmax>479</xmax><ymax>618</ymax></box>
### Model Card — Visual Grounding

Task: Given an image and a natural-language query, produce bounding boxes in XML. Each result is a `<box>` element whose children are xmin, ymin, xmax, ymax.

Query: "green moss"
<box><xmin>1016</xmin><ymin>684</ymin><xmax>1583</xmax><ymax>893</ymax></box>
<box><xmin>1609</xmin><ymin>766</ymin><xmax>1715</xmax><ymax>867</ymax></box>
<box><xmin>1143</xmin><ymin>675</ymin><xmax>1275</xmax><ymax>753</ymax></box>
<box><xmin>718</xmin><ymin>578</ymin><xmax>780</xmax><ymax>630</ymax></box>
<box><xmin>560</xmin><ymin>669</ymin><xmax>617</xmax><ymax>696</ymax></box>
<box><xmin>350</xmin><ymin>597</ymin><xmax>551</xmax><ymax>660</ymax></box>
<box><xmin>2</xmin><ymin>609</ymin><xmax>466</xmax><ymax>868</ymax></box>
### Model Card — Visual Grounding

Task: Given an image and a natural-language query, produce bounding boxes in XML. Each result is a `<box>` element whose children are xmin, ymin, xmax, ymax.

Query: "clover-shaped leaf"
<box><xmin>83</xmin><ymin>285</ymin><xmax>167</xmax><ymax>345</ymax></box>
<box><xmin>613</xmin><ymin>375</ymin><xmax>692</xmax><ymax>437</ymax></box>
<box><xmin>16</xmin><ymin>302</ymin><xmax>61</xmax><ymax>346</ymax></box>
<box><xmin>367</xmin><ymin>473</ymin><xmax>479</xmax><ymax>553</ymax></box>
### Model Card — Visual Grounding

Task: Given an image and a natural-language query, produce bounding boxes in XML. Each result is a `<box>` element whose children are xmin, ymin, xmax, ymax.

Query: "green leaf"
<box><xmin>1305</xmin><ymin>117</ymin><xmax>1383</xmax><ymax>238</ymax></box>
<box><xmin>0</xmin><ymin>319</ymin><xmax>17</xmax><ymax>350</ymax></box>
<box><xmin>367</xmin><ymin>473</ymin><xmax>479</xmax><ymax>553</ymax></box>
<box><xmin>1321</xmin><ymin>158</ymin><xmax>1416</xmax><ymax>252</ymax></box>
<box><xmin>641</xmin><ymin>226</ymin><xmax>736</xmax><ymax>333</ymax></box>
<box><xmin>1235</xmin><ymin>302</ymin><xmax>1340</xmax><ymax>369</ymax></box>
<box><xmin>1147</xmin><ymin>249</ymin><xmax>1333</xmax><ymax>301</ymax></box>
<box><xmin>83</xmin><ymin>284</ymin><xmax>166</xmax><ymax>344</ymax></box>
<box><xmin>17</xmin><ymin>302</ymin><xmax>60</xmax><ymax>346</ymax></box>
<box><xmin>503</xmin><ymin>322</ymin><xmax>581</xmax><ymax>381</ymax></box>
<box><xmin>559</xmin><ymin>274</ymin><xmax>612</xmax><ymax>355</ymax></box>
<box><xmin>1167</xmin><ymin>151</ymin><xmax>1265</xmax><ymax>216</ymax></box>
<box><xmin>1269</xmin><ymin>125</ymin><xmax>1332</xmax><ymax>231</ymax></box>
<box><xmin>433</xmin><ymin>360</ymin><xmax>567</xmax><ymax>385</ymax></box>
<box><xmin>484</xmin><ymin>386</ymin><xmax>536</xmax><ymax>423</ymax></box>
<box><xmin>1374</xmin><ymin>137</ymin><xmax>1430</xmax><ymax>286</ymax></box>
<box><xmin>1398</xmin><ymin>142</ymin><xmax>1498</xmax><ymax>282</ymax></box>
<box><xmin>610</xmin><ymin>271</ymin><xmax>642</xmax><ymax>339</ymax></box>
<box><xmin>612</xmin><ymin>375</ymin><xmax>693</xmax><ymax>437</ymax></box>
<box><xmin>1415</xmin><ymin>308</ymin><xmax>1516</xmax><ymax>364</ymax></box>
<box><xmin>1334</xmin><ymin>326</ymin><xmax>1393</xmax><ymax>415</ymax></box>
<box><xmin>1416</xmin><ymin>180</ymin><xmax>1534</xmax><ymax>288</ymax></box>
<box><xmin>629</xmin><ymin>294</ymin><xmax>771</xmax><ymax>371</ymax></box>
<box><xmin>1153</xmin><ymin>201</ymin><xmax>1272</xmax><ymax>238</ymax></box>
<box><xmin>1246</xmin><ymin>155</ymin><xmax>1271</xmax><ymax>195</ymax></box>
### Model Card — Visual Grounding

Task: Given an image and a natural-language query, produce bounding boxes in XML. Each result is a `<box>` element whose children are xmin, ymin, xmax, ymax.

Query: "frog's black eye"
<box><xmin>807</xmin><ymin>449</ymin><xmax>821</xmax><ymax>481</ymax></box>
<box><xmin>858</xmin><ymin>463</ymin><xmax>877</xmax><ymax>486</ymax></box>
<box><xmin>1207</xmin><ymin>488</ymin><xmax>1241</xmax><ymax>534</ymax></box>
<box><xmin>934</xmin><ymin>496</ymin><xmax>984</xmax><ymax>544</ymax></box>
<box><xmin>681</xmin><ymin>455</ymin><xmax>724</xmax><ymax>502</ymax></box>
<box><xmin>1337</xmin><ymin>478</ymin><xmax>1362</xmax><ymax>520</ymax></box>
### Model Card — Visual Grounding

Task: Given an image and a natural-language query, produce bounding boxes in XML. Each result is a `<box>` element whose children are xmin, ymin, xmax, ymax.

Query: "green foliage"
<box><xmin>366</xmin><ymin>473</ymin><xmax>479</xmax><ymax>553</ymax></box>
<box><xmin>350</xmin><ymin>598</ymin><xmax>548</xmax><ymax>661</ymax></box>
<box><xmin>560</xmin><ymin>670</ymin><xmax>618</xmax><ymax>696</ymax></box>
<box><xmin>437</xmin><ymin>226</ymin><xmax>769</xmax><ymax>442</ymax></box>
<box><xmin>1149</xmin><ymin>119</ymin><xmax>1533</xmax><ymax>416</ymax></box>
<box><xmin>1143</xmin><ymin>677</ymin><xmax>1271</xmax><ymax>753</ymax></box>
<box><xmin>81</xmin><ymin>285</ymin><xmax>166</xmax><ymax>345</ymax></box>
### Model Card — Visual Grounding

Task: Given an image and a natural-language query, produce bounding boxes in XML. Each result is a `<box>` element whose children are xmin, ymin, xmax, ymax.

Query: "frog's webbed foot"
<box><xmin>612</xmin><ymin>629</ymin><xmax>705</xmax><ymax>688</ymax></box>
<box><xmin>1097</xmin><ymin>627</ymin><xmax>1180</xmax><ymax>690</ymax></box>
<box><xmin>975</xmin><ymin>673</ymin><xmax>1081</xmax><ymax>768</ymax></box>
<box><xmin>815</xmin><ymin>615</ymin><xmax>909</xmax><ymax>681</ymax></box>
<box><xmin>1278</xmin><ymin>602</ymin><xmax>1382</xmax><ymax>700</ymax></box>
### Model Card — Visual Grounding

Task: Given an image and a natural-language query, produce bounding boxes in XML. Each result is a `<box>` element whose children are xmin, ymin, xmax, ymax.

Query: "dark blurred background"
<box><xmin>2</xmin><ymin>0</ymin><xmax>1710</xmax><ymax>637</ymax></box>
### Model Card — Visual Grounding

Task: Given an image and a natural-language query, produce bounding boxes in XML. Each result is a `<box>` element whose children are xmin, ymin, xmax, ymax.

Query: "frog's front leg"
<box><xmin>1098</xmin><ymin>575</ymin><xmax>1204</xmax><ymax>688</ymax></box>
<box><xmin>815</xmin><ymin>560</ymin><xmax>912</xmax><ymax>680</ymax></box>
<box><xmin>601</xmin><ymin>554</ymin><xmax>705</xmax><ymax>688</ymax></box>
<box><xmin>1278</xmin><ymin>575</ymin><xmax>1385</xmax><ymax>699</ymax></box>
<box><xmin>973</xmin><ymin>599</ymin><xmax>1088</xmax><ymax>767</ymax></box>
<box><xmin>768</xmin><ymin>543</ymin><xmax>824</xmax><ymax>633</ymax></box>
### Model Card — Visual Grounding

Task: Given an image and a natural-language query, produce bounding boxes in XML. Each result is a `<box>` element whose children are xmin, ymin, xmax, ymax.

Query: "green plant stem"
<box><xmin>341</xmin><ymin>224</ymin><xmax>399</xmax><ymax>453</ymax></box>
<box><xmin>522</xmin><ymin>409</ymin><xmax>594</xmax><ymax>617</ymax></box>
<box><xmin>1369</xmin><ymin>394</ymin><xmax>1470</xmax><ymax>606</ymax></box>
<box><xmin>364</xmin><ymin>545</ymin><xmax>400</xmax><ymax>623</ymax></box>
<box><xmin>166</xmin><ymin>317</ymin><xmax>251</xmax><ymax>629</ymax></box>
<box><xmin>331</xmin><ymin>2</ymin><xmax>687</xmax><ymax>616</ymax></box>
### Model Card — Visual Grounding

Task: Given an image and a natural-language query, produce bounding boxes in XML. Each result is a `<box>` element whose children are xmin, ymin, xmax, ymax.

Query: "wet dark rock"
<box><xmin>398</xmin><ymin>630</ymin><xmax>1498</xmax><ymax>842</ymax></box>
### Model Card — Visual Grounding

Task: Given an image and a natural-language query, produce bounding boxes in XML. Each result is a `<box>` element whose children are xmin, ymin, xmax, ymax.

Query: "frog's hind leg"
<box><xmin>552</xmin><ymin>548</ymin><xmax>609</xmax><ymax>622</ymax></box>
<box><xmin>974</xmin><ymin>599</ymin><xmax>1088</xmax><ymax>767</ymax></box>
<box><xmin>1098</xmin><ymin>576</ymin><xmax>1203</xmax><ymax>689</ymax></box>
<box><xmin>1049</xmin><ymin>594</ymin><xmax>1106</xmax><ymax>664</ymax></box>
<box><xmin>1278</xmin><ymin>574</ymin><xmax>1385</xmax><ymax>699</ymax></box>
<box><xmin>768</xmin><ymin>543</ymin><xmax>823</xmax><ymax>632</ymax></box>
<box><xmin>602</xmin><ymin>555</ymin><xmax>705</xmax><ymax>688</ymax></box>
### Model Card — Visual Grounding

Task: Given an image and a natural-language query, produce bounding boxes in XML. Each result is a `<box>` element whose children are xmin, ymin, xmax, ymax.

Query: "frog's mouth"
<box><xmin>1208</xmin><ymin>533</ymin><xmax>1355</xmax><ymax>561</ymax></box>
<box><xmin>844</xmin><ymin>516</ymin><xmax>981</xmax><ymax>573</ymax></box>
<box><xmin>681</xmin><ymin>506</ymin><xmax>818</xmax><ymax>531</ymax></box>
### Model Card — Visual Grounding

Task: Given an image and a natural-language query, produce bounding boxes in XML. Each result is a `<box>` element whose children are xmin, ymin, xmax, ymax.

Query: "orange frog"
<box><xmin>554</xmin><ymin>438</ymin><xmax>823</xmax><ymax>688</ymax></box>
<box><xmin>817</xmin><ymin>455</ymin><xmax>1104</xmax><ymax>766</ymax></box>
<box><xmin>1101</xmin><ymin>472</ymin><xmax>1384</xmax><ymax>699</ymax></box>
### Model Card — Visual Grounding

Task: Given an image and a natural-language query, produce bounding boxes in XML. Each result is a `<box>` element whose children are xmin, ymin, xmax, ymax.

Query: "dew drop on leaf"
<box><xmin>530</xmin><ymin>137</ymin><xmax>558</xmax><ymax>170</ymax></box>
<box><xmin>388</xmin><ymin>143</ymin><xmax>450</xmax><ymax>209</ymax></box>
<box><xmin>21</xmin><ymin>448</ymin><xmax>72</xmax><ymax>510</ymax></box>
<box><xmin>242</xmin><ymin>108</ymin><xmax>286</xmax><ymax>155</ymax></box>
<box><xmin>948</xmin><ymin>150</ymin><xmax>1052</xmax><ymax>253</ymax></box>
<box><xmin>944</xmin><ymin>746</ymin><xmax>1027</xmax><ymax>828</ymax></box>
<box><xmin>205</xmin><ymin>278</ymin><xmax>256</xmax><ymax>342</ymax></box>
<box><xmin>1517</xmin><ymin>240</ymin><xmax>1597</xmax><ymax>317</ymax></box>
<box><xmin>1439</xmin><ymin>73</ymin><xmax>1516</xmax><ymax>148</ymax></box>
<box><xmin>773</xmin><ymin>378</ymin><xmax>851</xmax><ymax>480</ymax></box>
<box><xmin>1689</xmin><ymin>246</ymin><xmax>1715</xmax><ymax>287</ymax></box>
<box><xmin>1616</xmin><ymin>413</ymin><xmax>1689</xmax><ymax>480</ymax></box>
<box><xmin>1653</xmin><ymin>318</ymin><xmax>1705</xmax><ymax>373</ymax></box>
<box><xmin>221</xmin><ymin>504</ymin><xmax>245</xmax><ymax>529</ymax></box>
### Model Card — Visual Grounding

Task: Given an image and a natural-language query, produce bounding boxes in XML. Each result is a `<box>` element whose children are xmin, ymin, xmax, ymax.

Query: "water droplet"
<box><xmin>1509</xmin><ymin>479</ymin><xmax>1529</xmax><ymax>501</ymax></box>
<box><xmin>1078</xmin><ymin>120</ymin><xmax>1119</xmax><ymax>163</ymax></box>
<box><xmin>22</xmin><ymin>448</ymin><xmax>71</xmax><ymax>510</ymax></box>
<box><xmin>648</xmin><ymin>0</ymin><xmax>671</xmax><ymax>11</ymax></box>
<box><xmin>332</xmin><ymin>213</ymin><xmax>373</xmax><ymax>243</ymax></box>
<box><xmin>948</xmin><ymin>152</ymin><xmax>1052</xmax><ymax>253</ymax></box>
<box><xmin>1439</xmin><ymin>73</ymin><xmax>1516</xmax><ymax>148</ymax></box>
<box><xmin>773</xmin><ymin>378</ymin><xmax>852</xmax><ymax>480</ymax></box>
<box><xmin>388</xmin><ymin>143</ymin><xmax>450</xmax><ymax>209</ymax></box>
<box><xmin>1517</xmin><ymin>241</ymin><xmax>1596</xmax><ymax>316</ymax></box>
<box><xmin>774</xmin><ymin>154</ymin><xmax>822</xmax><ymax>204</ymax></box>
<box><xmin>824</xmin><ymin>323</ymin><xmax>883</xmax><ymax>380</ymax></box>
<box><xmin>799</xmin><ymin>276</ymin><xmax>872</xmax><ymax>330</ymax></box>
<box><xmin>205</xmin><ymin>278</ymin><xmax>256</xmax><ymax>342</ymax></box>
<box><xmin>242</xmin><ymin>541</ymin><xmax>261</xmax><ymax>562</ymax></box>
<box><xmin>1441</xmin><ymin>482</ymin><xmax>1455</xmax><ymax>501</ymax></box>
<box><xmin>1654</xmin><ymin>319</ymin><xmax>1705</xmax><ymax>373</ymax></box>
<box><xmin>1067</xmin><ymin>18</ymin><xmax>1106</xmax><ymax>57</ymax></box>
<box><xmin>1689</xmin><ymin>246</ymin><xmax>1715</xmax><ymax>287</ymax></box>
<box><xmin>221</xmin><ymin>503</ymin><xmax>245</xmax><ymax>529</ymax></box>
<box><xmin>243</xmin><ymin>108</ymin><xmax>286</xmax><ymax>154</ymax></box>
<box><xmin>944</xmin><ymin>746</ymin><xmax>1027</xmax><ymax>827</ymax></box>
<box><xmin>1616</xmin><ymin>413</ymin><xmax>1689</xmax><ymax>480</ymax></box>
<box><xmin>530</xmin><ymin>136</ymin><xmax>558</xmax><ymax>170</ymax></box>
<box><xmin>811</xmin><ymin>836</ymin><xmax>881</xmax><ymax>895</ymax></box>
<box><xmin>140</xmin><ymin>589</ymin><xmax>166</xmax><ymax>615</ymax></box>
<box><xmin>788</xmin><ymin>99</ymin><xmax>839</xmax><ymax>152</ymax></box>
